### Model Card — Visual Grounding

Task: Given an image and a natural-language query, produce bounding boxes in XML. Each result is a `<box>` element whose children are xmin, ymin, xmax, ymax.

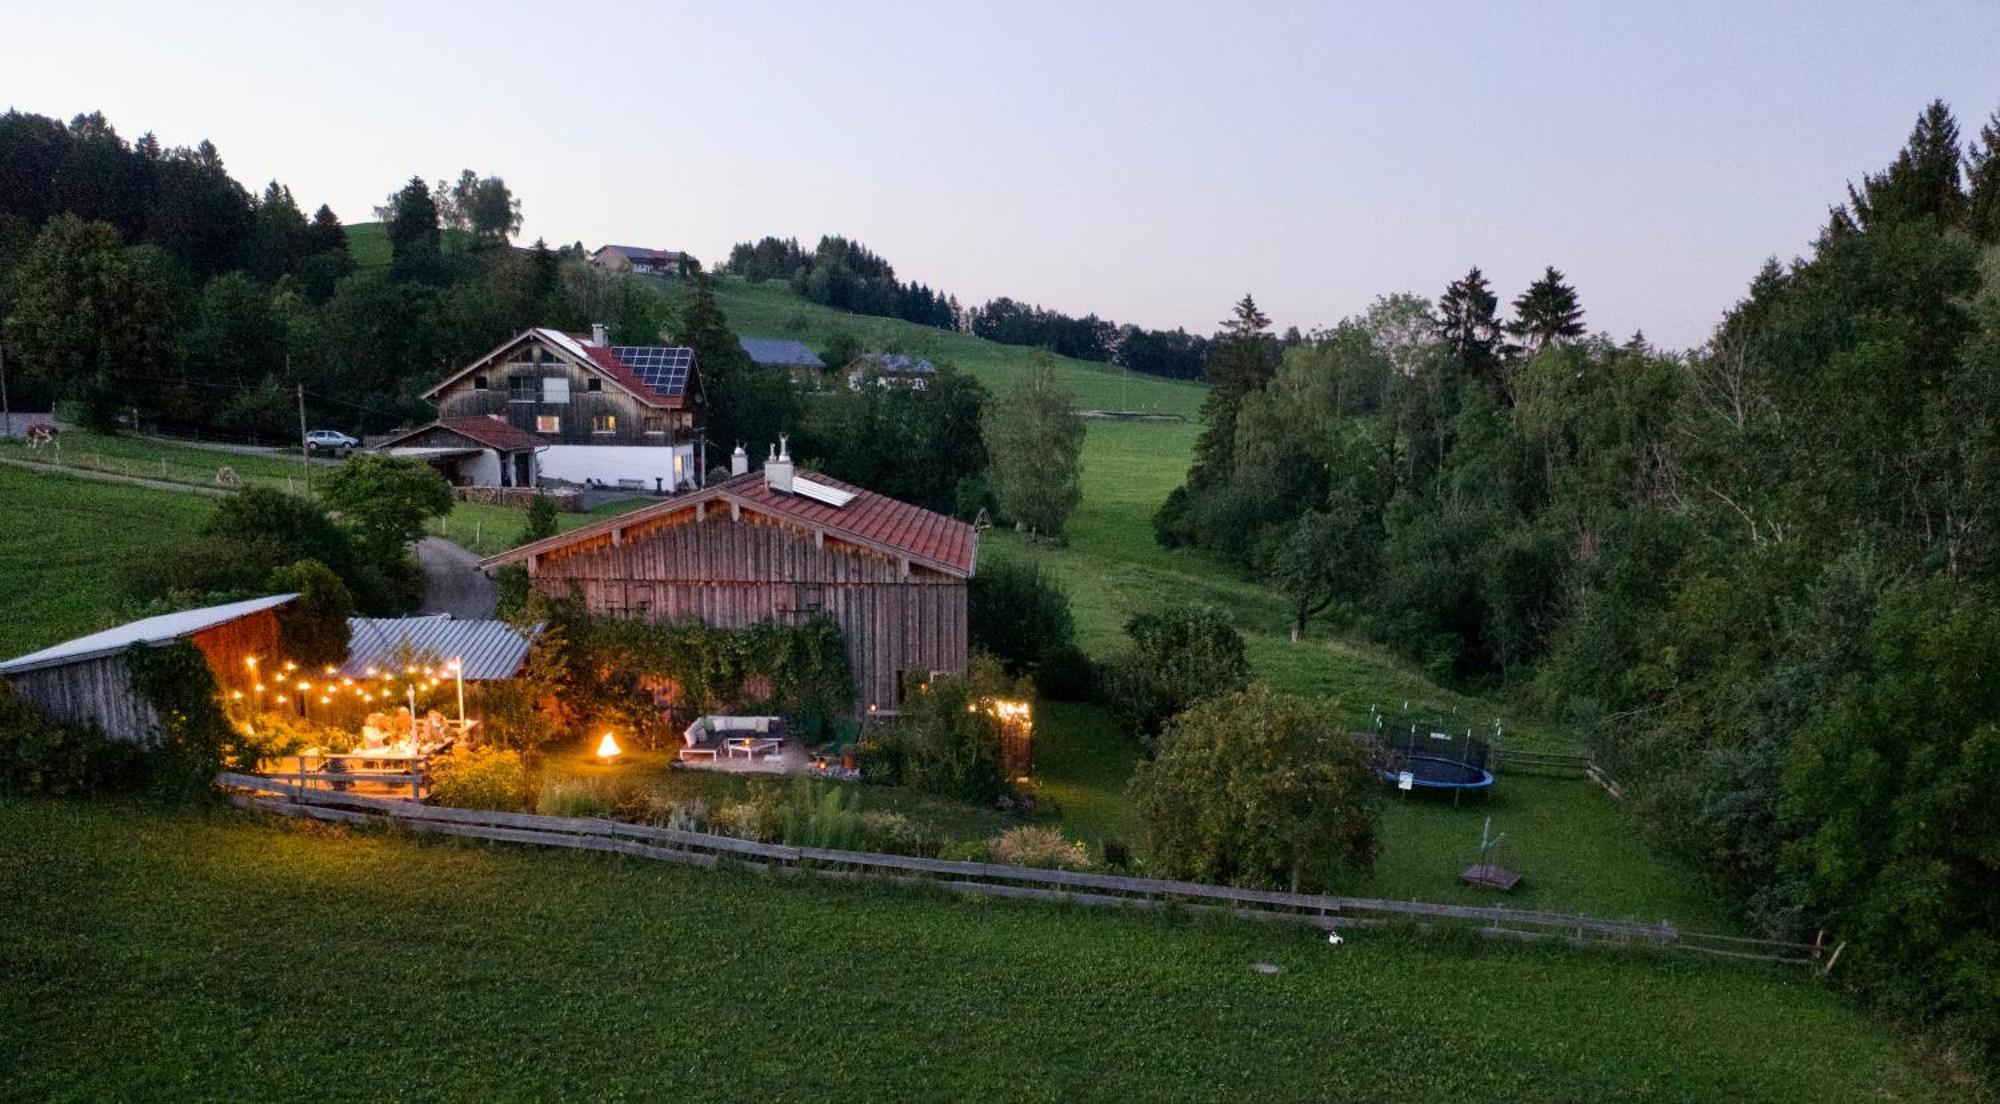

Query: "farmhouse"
<box><xmin>740</xmin><ymin>338</ymin><xmax>827</xmax><ymax>385</ymax></box>
<box><xmin>589</xmin><ymin>244</ymin><xmax>689</xmax><ymax>278</ymax></box>
<box><xmin>422</xmin><ymin>324</ymin><xmax>706</xmax><ymax>492</ymax></box>
<box><xmin>845</xmin><ymin>352</ymin><xmax>936</xmax><ymax>391</ymax></box>
<box><xmin>375</xmin><ymin>415</ymin><xmax>543</xmax><ymax>489</ymax></box>
<box><xmin>484</xmin><ymin>441</ymin><xmax>975</xmax><ymax>713</ymax></box>
<box><xmin>0</xmin><ymin>594</ymin><xmax>295</xmax><ymax>743</ymax></box>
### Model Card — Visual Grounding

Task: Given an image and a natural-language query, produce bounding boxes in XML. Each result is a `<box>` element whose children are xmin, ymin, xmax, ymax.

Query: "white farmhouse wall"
<box><xmin>539</xmin><ymin>444</ymin><xmax>700</xmax><ymax>489</ymax></box>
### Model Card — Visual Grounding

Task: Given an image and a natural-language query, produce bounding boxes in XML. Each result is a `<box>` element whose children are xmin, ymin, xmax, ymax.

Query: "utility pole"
<box><xmin>296</xmin><ymin>379</ymin><xmax>312</xmax><ymax>496</ymax></box>
<box><xmin>0</xmin><ymin>344</ymin><xmax>10</xmax><ymax>440</ymax></box>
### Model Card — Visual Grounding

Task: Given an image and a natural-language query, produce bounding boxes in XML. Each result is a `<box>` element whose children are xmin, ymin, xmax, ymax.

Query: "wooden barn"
<box><xmin>484</xmin><ymin>443</ymin><xmax>976</xmax><ymax>714</ymax></box>
<box><xmin>0</xmin><ymin>594</ymin><xmax>295</xmax><ymax>744</ymax></box>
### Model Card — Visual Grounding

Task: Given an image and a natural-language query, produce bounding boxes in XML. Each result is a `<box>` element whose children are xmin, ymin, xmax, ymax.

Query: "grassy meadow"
<box><xmin>0</xmin><ymin>800</ymin><xmax>1950</xmax><ymax>1103</ymax></box>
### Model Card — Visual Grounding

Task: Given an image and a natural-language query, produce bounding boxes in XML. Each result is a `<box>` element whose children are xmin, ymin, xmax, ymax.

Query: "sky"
<box><xmin>8</xmin><ymin>1</ymin><xmax>2000</xmax><ymax>350</ymax></box>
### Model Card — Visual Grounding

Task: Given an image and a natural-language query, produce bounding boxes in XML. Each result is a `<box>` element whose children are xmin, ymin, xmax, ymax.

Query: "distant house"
<box><xmin>845</xmin><ymin>353</ymin><xmax>937</xmax><ymax>391</ymax></box>
<box><xmin>0</xmin><ymin>594</ymin><xmax>296</xmax><ymax>744</ymax></box>
<box><xmin>590</xmin><ymin>244</ymin><xmax>689</xmax><ymax>278</ymax></box>
<box><xmin>484</xmin><ymin>441</ymin><xmax>975</xmax><ymax>714</ymax></box>
<box><xmin>740</xmin><ymin>338</ymin><xmax>827</xmax><ymax>385</ymax></box>
<box><xmin>337</xmin><ymin>615</ymin><xmax>539</xmax><ymax>682</ymax></box>
<box><xmin>376</xmin><ymin>415</ymin><xmax>543</xmax><ymax>489</ymax></box>
<box><xmin>422</xmin><ymin>324</ymin><xmax>706</xmax><ymax>492</ymax></box>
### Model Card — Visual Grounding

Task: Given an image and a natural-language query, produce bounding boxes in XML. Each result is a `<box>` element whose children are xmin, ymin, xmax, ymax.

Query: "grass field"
<box><xmin>0</xmin><ymin>428</ymin><xmax>320</xmax><ymax>495</ymax></box>
<box><xmin>0</xmin><ymin>465</ymin><xmax>214</xmax><ymax>656</ymax></box>
<box><xmin>432</xmin><ymin>495</ymin><xmax>657</xmax><ymax>558</ymax></box>
<box><xmin>0</xmin><ymin>800</ymin><xmax>1949</xmax><ymax>1103</ymax></box>
<box><xmin>343</xmin><ymin>221</ymin><xmax>475</xmax><ymax>269</ymax></box>
<box><xmin>710</xmin><ymin>276</ymin><xmax>1206</xmax><ymax>419</ymax></box>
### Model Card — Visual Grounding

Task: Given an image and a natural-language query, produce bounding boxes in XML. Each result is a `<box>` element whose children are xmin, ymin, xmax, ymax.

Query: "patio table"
<box><xmin>724</xmin><ymin>737</ymin><xmax>784</xmax><ymax>761</ymax></box>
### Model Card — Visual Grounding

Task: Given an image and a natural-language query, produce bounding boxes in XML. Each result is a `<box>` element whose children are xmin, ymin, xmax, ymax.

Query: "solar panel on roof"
<box><xmin>611</xmin><ymin>346</ymin><xmax>694</xmax><ymax>395</ymax></box>
<box><xmin>792</xmin><ymin>476</ymin><xmax>856</xmax><ymax>509</ymax></box>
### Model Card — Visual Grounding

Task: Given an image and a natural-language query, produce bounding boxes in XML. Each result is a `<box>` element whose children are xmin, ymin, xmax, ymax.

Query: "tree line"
<box><xmin>1158</xmin><ymin>100</ymin><xmax>2000</xmax><ymax>1071</ymax></box>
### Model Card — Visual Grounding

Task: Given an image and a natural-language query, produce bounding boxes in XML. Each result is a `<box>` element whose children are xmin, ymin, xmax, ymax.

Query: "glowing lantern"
<box><xmin>596</xmin><ymin>732</ymin><xmax>623</xmax><ymax>763</ymax></box>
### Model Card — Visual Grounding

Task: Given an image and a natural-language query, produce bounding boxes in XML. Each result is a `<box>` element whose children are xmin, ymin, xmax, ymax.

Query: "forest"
<box><xmin>1158</xmin><ymin>100</ymin><xmax>2000</xmax><ymax>1065</ymax></box>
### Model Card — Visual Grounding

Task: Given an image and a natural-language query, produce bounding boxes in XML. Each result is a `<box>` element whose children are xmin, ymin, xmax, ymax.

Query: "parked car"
<box><xmin>304</xmin><ymin>429</ymin><xmax>359</xmax><ymax>452</ymax></box>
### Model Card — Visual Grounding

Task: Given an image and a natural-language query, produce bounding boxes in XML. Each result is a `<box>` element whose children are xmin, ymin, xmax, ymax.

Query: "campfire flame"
<box><xmin>596</xmin><ymin>732</ymin><xmax>622</xmax><ymax>760</ymax></box>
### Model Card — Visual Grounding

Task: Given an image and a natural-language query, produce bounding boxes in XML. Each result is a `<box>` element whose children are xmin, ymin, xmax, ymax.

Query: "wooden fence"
<box><xmin>215</xmin><ymin>772</ymin><xmax>1819</xmax><ymax>967</ymax></box>
<box><xmin>1491</xmin><ymin>747</ymin><xmax>1625</xmax><ymax>799</ymax></box>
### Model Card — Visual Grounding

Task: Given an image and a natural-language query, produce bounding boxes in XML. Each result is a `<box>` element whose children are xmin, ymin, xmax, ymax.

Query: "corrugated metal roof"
<box><xmin>337</xmin><ymin>616</ymin><xmax>539</xmax><ymax>681</ymax></box>
<box><xmin>0</xmin><ymin>594</ymin><xmax>299</xmax><ymax>676</ymax></box>
<box><xmin>740</xmin><ymin>338</ymin><xmax>826</xmax><ymax>369</ymax></box>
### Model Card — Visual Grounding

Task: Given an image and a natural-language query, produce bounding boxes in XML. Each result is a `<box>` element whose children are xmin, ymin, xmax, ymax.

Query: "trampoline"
<box><xmin>1370</xmin><ymin>714</ymin><xmax>1496</xmax><ymax>801</ymax></box>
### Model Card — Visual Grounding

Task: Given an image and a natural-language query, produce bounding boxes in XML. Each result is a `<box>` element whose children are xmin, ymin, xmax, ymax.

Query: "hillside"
<box><xmin>709</xmin><ymin>277</ymin><xmax>1205</xmax><ymax>418</ymax></box>
<box><xmin>342</xmin><ymin>221</ymin><xmax>477</xmax><ymax>269</ymax></box>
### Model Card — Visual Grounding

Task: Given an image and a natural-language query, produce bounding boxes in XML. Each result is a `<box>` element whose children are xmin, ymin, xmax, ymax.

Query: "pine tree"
<box><xmin>1841</xmin><ymin>100</ymin><xmax>1965</xmax><ymax>230</ymax></box>
<box><xmin>306</xmin><ymin>204</ymin><xmax>347</xmax><ymax>256</ymax></box>
<box><xmin>1187</xmin><ymin>294</ymin><xmax>1275</xmax><ymax>489</ymax></box>
<box><xmin>1509</xmin><ymin>266</ymin><xmax>1586</xmax><ymax>351</ymax></box>
<box><xmin>1967</xmin><ymin>108</ymin><xmax>2000</xmax><ymax>243</ymax></box>
<box><xmin>1435</xmin><ymin>267</ymin><xmax>1509</xmax><ymax>399</ymax></box>
<box><xmin>386</xmin><ymin>175</ymin><xmax>441</xmax><ymax>280</ymax></box>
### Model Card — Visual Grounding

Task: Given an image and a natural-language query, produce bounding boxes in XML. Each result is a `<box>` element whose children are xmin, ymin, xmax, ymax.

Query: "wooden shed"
<box><xmin>0</xmin><ymin>594</ymin><xmax>295</xmax><ymax>744</ymax></box>
<box><xmin>484</xmin><ymin>446</ymin><xmax>976</xmax><ymax>714</ymax></box>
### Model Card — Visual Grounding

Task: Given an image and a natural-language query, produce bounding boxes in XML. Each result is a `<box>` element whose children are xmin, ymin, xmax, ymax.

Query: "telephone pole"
<box><xmin>0</xmin><ymin>345</ymin><xmax>11</xmax><ymax>440</ymax></box>
<box><xmin>296</xmin><ymin>379</ymin><xmax>312</xmax><ymax>495</ymax></box>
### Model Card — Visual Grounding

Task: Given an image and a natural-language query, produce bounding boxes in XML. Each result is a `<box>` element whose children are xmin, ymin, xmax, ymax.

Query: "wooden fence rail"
<box><xmin>215</xmin><ymin>772</ymin><xmax>1818</xmax><ymax>967</ymax></box>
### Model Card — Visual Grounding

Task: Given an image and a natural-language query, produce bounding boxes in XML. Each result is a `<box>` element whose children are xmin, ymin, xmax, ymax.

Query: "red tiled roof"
<box><xmin>437</xmin><ymin>416</ymin><xmax>543</xmax><ymax>452</ymax></box>
<box><xmin>716</xmin><ymin>470</ymin><xmax>978</xmax><ymax>576</ymax></box>
<box><xmin>485</xmin><ymin>468</ymin><xmax>978</xmax><ymax>577</ymax></box>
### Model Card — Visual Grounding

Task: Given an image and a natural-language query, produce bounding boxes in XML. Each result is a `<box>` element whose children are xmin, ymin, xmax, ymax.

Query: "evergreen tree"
<box><xmin>1967</xmin><ymin>108</ymin><xmax>2000</xmax><ymax>243</ymax></box>
<box><xmin>1187</xmin><ymin>294</ymin><xmax>1275</xmax><ymax>489</ymax></box>
<box><xmin>385</xmin><ymin>175</ymin><xmax>441</xmax><ymax>280</ymax></box>
<box><xmin>306</xmin><ymin>204</ymin><xmax>347</xmax><ymax>256</ymax></box>
<box><xmin>675</xmin><ymin>272</ymin><xmax>794</xmax><ymax>454</ymax></box>
<box><xmin>1509</xmin><ymin>266</ymin><xmax>1586</xmax><ymax>350</ymax></box>
<box><xmin>1434</xmin><ymin>266</ymin><xmax>1509</xmax><ymax>399</ymax></box>
<box><xmin>1840</xmin><ymin>100</ymin><xmax>1966</xmax><ymax>230</ymax></box>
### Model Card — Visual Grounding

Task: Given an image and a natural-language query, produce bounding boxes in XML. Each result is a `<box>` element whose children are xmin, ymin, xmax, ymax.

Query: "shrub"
<box><xmin>988</xmin><ymin>825</ymin><xmax>1090</xmax><ymax>870</ymax></box>
<box><xmin>0</xmin><ymin>684</ymin><xmax>144</xmax><ymax>796</ymax></box>
<box><xmin>1129</xmin><ymin>685</ymin><xmax>1380</xmax><ymax>893</ymax></box>
<box><xmin>854</xmin><ymin>730</ymin><xmax>907</xmax><ymax>785</ymax></box>
<box><xmin>125</xmin><ymin>639</ymin><xmax>234</xmax><ymax>799</ymax></box>
<box><xmin>858</xmin><ymin>810</ymin><xmax>941</xmax><ymax>857</ymax></box>
<box><xmin>778</xmin><ymin>779</ymin><xmax>862</xmax><ymax>850</ymax></box>
<box><xmin>968</xmin><ymin>559</ymin><xmax>1080</xmax><ymax>687</ymax></box>
<box><xmin>938</xmin><ymin>839</ymin><xmax>992</xmax><ymax>864</ymax></box>
<box><xmin>269</xmin><ymin>559</ymin><xmax>353</xmax><ymax>669</ymax></box>
<box><xmin>474</xmin><ymin>680</ymin><xmax>555</xmax><ymax>751</ymax></box>
<box><xmin>888</xmin><ymin>655</ymin><xmax>1030</xmax><ymax>805</ymax></box>
<box><xmin>537</xmin><ymin>777</ymin><xmax>618</xmax><ymax>819</ymax></box>
<box><xmin>1102</xmin><ymin>604</ymin><xmax>1251</xmax><ymax>747</ymax></box>
<box><xmin>712</xmin><ymin>782</ymin><xmax>784</xmax><ymax>842</ymax></box>
<box><xmin>521</xmin><ymin>493</ymin><xmax>559</xmax><ymax>544</ymax></box>
<box><xmin>428</xmin><ymin>746</ymin><xmax>528</xmax><ymax>811</ymax></box>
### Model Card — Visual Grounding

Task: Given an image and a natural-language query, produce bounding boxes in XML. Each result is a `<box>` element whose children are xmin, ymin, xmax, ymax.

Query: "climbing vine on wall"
<box><xmin>124</xmin><ymin>640</ymin><xmax>237</xmax><ymax>799</ymax></box>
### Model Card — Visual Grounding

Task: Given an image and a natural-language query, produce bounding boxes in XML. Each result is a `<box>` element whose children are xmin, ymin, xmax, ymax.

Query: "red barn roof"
<box><xmin>486</xmin><ymin>469</ymin><xmax>977</xmax><ymax>577</ymax></box>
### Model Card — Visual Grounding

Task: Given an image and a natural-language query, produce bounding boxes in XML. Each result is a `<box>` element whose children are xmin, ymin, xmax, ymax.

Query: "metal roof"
<box><xmin>0</xmin><ymin>594</ymin><xmax>299</xmax><ymax>676</ymax></box>
<box><xmin>740</xmin><ymin>338</ymin><xmax>826</xmax><ymax>369</ymax></box>
<box><xmin>337</xmin><ymin>616</ymin><xmax>540</xmax><ymax>681</ymax></box>
<box><xmin>853</xmin><ymin>353</ymin><xmax>937</xmax><ymax>375</ymax></box>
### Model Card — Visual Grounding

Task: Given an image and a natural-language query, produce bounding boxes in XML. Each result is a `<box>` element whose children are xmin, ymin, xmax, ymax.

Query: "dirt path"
<box><xmin>417</xmin><ymin>537</ymin><xmax>497</xmax><ymax>618</ymax></box>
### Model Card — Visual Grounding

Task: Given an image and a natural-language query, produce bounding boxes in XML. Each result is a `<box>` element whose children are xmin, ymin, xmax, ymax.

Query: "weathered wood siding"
<box><xmin>434</xmin><ymin>339</ymin><xmax>701</xmax><ymax>447</ymax></box>
<box><xmin>4</xmin><ymin>655</ymin><xmax>158</xmax><ymax>744</ymax></box>
<box><xmin>2</xmin><ymin>609</ymin><xmax>281</xmax><ymax>745</ymax></box>
<box><xmin>528</xmin><ymin>508</ymin><xmax>967</xmax><ymax>712</ymax></box>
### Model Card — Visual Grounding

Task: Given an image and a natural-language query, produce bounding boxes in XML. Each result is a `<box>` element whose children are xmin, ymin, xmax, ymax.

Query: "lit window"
<box><xmin>592</xmin><ymin>414</ymin><xmax>617</xmax><ymax>435</ymax></box>
<box><xmin>542</xmin><ymin>377</ymin><xmax>570</xmax><ymax>404</ymax></box>
<box><xmin>535</xmin><ymin>415</ymin><xmax>560</xmax><ymax>433</ymax></box>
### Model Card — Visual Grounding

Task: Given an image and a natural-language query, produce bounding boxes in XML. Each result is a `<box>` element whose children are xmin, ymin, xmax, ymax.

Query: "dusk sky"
<box><xmin>11</xmin><ymin>1</ymin><xmax>2000</xmax><ymax>350</ymax></box>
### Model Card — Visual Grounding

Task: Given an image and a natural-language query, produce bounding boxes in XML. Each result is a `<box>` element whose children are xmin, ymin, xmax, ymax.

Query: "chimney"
<box><xmin>730</xmin><ymin>443</ymin><xmax>749</xmax><ymax>477</ymax></box>
<box><xmin>764</xmin><ymin>434</ymin><xmax>793</xmax><ymax>494</ymax></box>
<box><xmin>589</xmin><ymin>322</ymin><xmax>608</xmax><ymax>346</ymax></box>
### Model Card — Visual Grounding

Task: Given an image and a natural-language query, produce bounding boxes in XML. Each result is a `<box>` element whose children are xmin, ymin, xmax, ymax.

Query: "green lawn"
<box><xmin>433</xmin><ymin>495</ymin><xmax>657</xmax><ymax>558</ymax></box>
<box><xmin>343</xmin><ymin>220</ymin><xmax>476</xmax><ymax>269</ymax></box>
<box><xmin>709</xmin><ymin>276</ymin><xmax>1206</xmax><ymax>419</ymax></box>
<box><xmin>0</xmin><ymin>465</ymin><xmax>214</xmax><ymax>656</ymax></box>
<box><xmin>0</xmin><ymin>799</ymin><xmax>1948</xmax><ymax>1103</ymax></box>
<box><xmin>0</xmin><ymin>428</ymin><xmax>319</xmax><ymax>495</ymax></box>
